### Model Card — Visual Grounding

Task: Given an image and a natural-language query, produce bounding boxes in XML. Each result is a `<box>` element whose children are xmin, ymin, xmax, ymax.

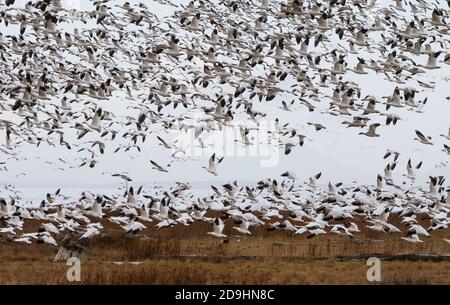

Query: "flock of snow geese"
<box><xmin>0</xmin><ymin>0</ymin><xmax>449</xmax><ymax>247</ymax></box>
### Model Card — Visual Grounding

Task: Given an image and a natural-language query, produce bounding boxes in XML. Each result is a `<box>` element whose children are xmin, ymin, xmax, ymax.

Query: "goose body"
<box><xmin>208</xmin><ymin>218</ymin><xmax>227</xmax><ymax>238</ymax></box>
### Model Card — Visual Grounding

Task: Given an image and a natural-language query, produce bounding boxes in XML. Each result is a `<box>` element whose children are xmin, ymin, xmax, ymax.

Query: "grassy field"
<box><xmin>1</xmin><ymin>214</ymin><xmax>449</xmax><ymax>284</ymax></box>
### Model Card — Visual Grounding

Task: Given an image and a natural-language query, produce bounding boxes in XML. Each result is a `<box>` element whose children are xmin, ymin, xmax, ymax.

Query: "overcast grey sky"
<box><xmin>0</xmin><ymin>0</ymin><xmax>449</xmax><ymax>203</ymax></box>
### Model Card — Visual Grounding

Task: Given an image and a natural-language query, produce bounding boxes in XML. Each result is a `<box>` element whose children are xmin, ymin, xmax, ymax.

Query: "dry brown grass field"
<box><xmin>1</xmin><ymin>214</ymin><xmax>449</xmax><ymax>284</ymax></box>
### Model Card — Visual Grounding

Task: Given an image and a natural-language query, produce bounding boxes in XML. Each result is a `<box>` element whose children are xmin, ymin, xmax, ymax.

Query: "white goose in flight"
<box><xmin>153</xmin><ymin>198</ymin><xmax>170</xmax><ymax>221</ymax></box>
<box><xmin>414</xmin><ymin>130</ymin><xmax>433</xmax><ymax>145</ymax></box>
<box><xmin>367</xmin><ymin>218</ymin><xmax>401</xmax><ymax>234</ymax></box>
<box><xmin>37</xmin><ymin>232</ymin><xmax>57</xmax><ymax>246</ymax></box>
<box><xmin>429</xmin><ymin>9</ymin><xmax>445</xmax><ymax>26</ymax></box>
<box><xmin>362</xmin><ymin>99</ymin><xmax>379</xmax><ymax>114</ymax></box>
<box><xmin>14</xmin><ymin>237</ymin><xmax>32</xmax><ymax>244</ymax></box>
<box><xmin>307</xmin><ymin>172</ymin><xmax>322</xmax><ymax>188</ymax></box>
<box><xmin>428</xmin><ymin>176</ymin><xmax>440</xmax><ymax>199</ymax></box>
<box><xmin>385</xmin><ymin>87</ymin><xmax>402</xmax><ymax>109</ymax></box>
<box><xmin>349</xmin><ymin>58</ymin><xmax>368</xmax><ymax>74</ymax></box>
<box><xmin>150</xmin><ymin>160</ymin><xmax>169</xmax><ymax>173</ymax></box>
<box><xmin>88</xmin><ymin>196</ymin><xmax>104</xmax><ymax>219</ymax></box>
<box><xmin>384</xmin><ymin>163</ymin><xmax>396</xmax><ymax>181</ymax></box>
<box><xmin>405</xmin><ymin>159</ymin><xmax>422</xmax><ymax>179</ymax></box>
<box><xmin>258</xmin><ymin>0</ymin><xmax>270</xmax><ymax>10</ymax></box>
<box><xmin>80</xmin><ymin>225</ymin><xmax>101</xmax><ymax>240</ymax></box>
<box><xmin>121</xmin><ymin>218</ymin><xmax>146</xmax><ymax>234</ymax></box>
<box><xmin>440</xmin><ymin>128</ymin><xmax>450</xmax><ymax>140</ymax></box>
<box><xmin>330</xmin><ymin>224</ymin><xmax>354</xmax><ymax>237</ymax></box>
<box><xmin>233</xmin><ymin>219</ymin><xmax>251</xmax><ymax>235</ymax></box>
<box><xmin>137</xmin><ymin>204</ymin><xmax>152</xmax><ymax>222</ymax></box>
<box><xmin>407</xmin><ymin>224</ymin><xmax>430</xmax><ymax>237</ymax></box>
<box><xmin>359</xmin><ymin>123</ymin><xmax>381</xmax><ymax>137</ymax></box>
<box><xmin>420</xmin><ymin>51</ymin><xmax>442</xmax><ymax>70</ymax></box>
<box><xmin>443</xmin><ymin>144</ymin><xmax>450</xmax><ymax>155</ymax></box>
<box><xmin>281</xmin><ymin>171</ymin><xmax>297</xmax><ymax>181</ymax></box>
<box><xmin>202</xmin><ymin>153</ymin><xmax>224</xmax><ymax>176</ymax></box>
<box><xmin>401</xmin><ymin>234</ymin><xmax>423</xmax><ymax>243</ymax></box>
<box><xmin>383</xmin><ymin>149</ymin><xmax>400</xmax><ymax>162</ymax></box>
<box><xmin>0</xmin><ymin>198</ymin><xmax>10</xmax><ymax>217</ymax></box>
<box><xmin>207</xmin><ymin>217</ymin><xmax>227</xmax><ymax>238</ymax></box>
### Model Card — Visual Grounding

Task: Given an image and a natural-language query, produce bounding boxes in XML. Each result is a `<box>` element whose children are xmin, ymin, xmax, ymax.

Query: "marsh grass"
<box><xmin>1</xmin><ymin>215</ymin><xmax>449</xmax><ymax>284</ymax></box>
<box><xmin>1</xmin><ymin>258</ymin><xmax>449</xmax><ymax>285</ymax></box>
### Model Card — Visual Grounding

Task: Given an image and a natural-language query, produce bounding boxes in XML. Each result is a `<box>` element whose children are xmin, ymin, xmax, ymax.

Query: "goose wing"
<box><xmin>415</xmin><ymin>130</ymin><xmax>428</xmax><ymax>142</ymax></box>
<box><xmin>369</xmin><ymin>123</ymin><xmax>380</xmax><ymax>133</ymax></box>
<box><xmin>214</xmin><ymin>218</ymin><xmax>224</xmax><ymax>234</ymax></box>
<box><xmin>208</xmin><ymin>153</ymin><xmax>216</xmax><ymax>171</ymax></box>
